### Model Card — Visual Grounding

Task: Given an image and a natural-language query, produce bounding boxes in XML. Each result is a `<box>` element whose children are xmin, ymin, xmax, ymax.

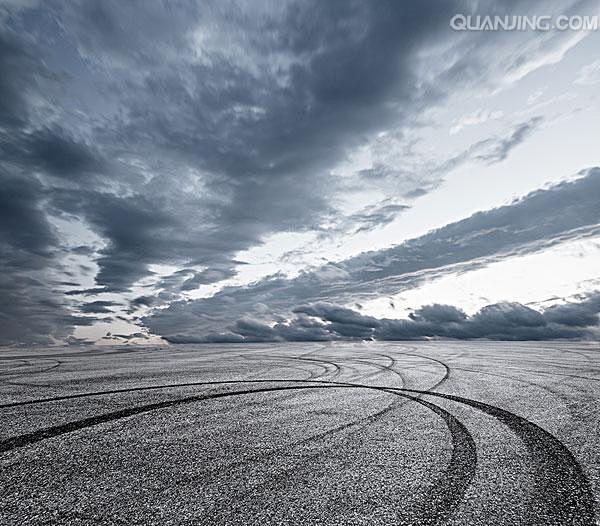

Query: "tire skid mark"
<box><xmin>453</xmin><ymin>366</ymin><xmax>573</xmax><ymax>415</ymax></box>
<box><xmin>199</xmin><ymin>387</ymin><xmax>476</xmax><ymax>526</ymax></box>
<box><xmin>400</xmin><ymin>349</ymin><xmax>452</xmax><ymax>387</ymax></box>
<box><xmin>237</xmin><ymin>354</ymin><xmax>332</xmax><ymax>409</ymax></box>
<box><xmin>6</xmin><ymin>363</ymin><xmax>593</xmax><ymax>524</ymax></box>
<box><xmin>0</xmin><ymin>378</ymin><xmax>313</xmax><ymax>409</ymax></box>
<box><xmin>0</xmin><ymin>353</ymin><xmax>439</xmax><ymax>412</ymax></box>
<box><xmin>0</xmin><ymin>380</ymin><xmax>477</xmax><ymax>526</ymax></box>
<box><xmin>241</xmin><ymin>353</ymin><xmax>329</xmax><ymax>381</ymax></box>
<box><xmin>0</xmin><ymin>359</ymin><xmax>62</xmax><ymax>386</ymax></box>
<box><xmin>399</xmin><ymin>388</ymin><xmax>597</xmax><ymax>526</ymax></box>
<box><xmin>244</xmin><ymin>355</ymin><xmax>318</xmax><ymax>380</ymax></box>
<box><xmin>276</xmin><ymin>354</ymin><xmax>407</xmax><ymax>441</ymax></box>
<box><xmin>344</xmin><ymin>353</ymin><xmax>406</xmax><ymax>383</ymax></box>
<box><xmin>0</xmin><ymin>360</ymin><xmax>29</xmax><ymax>376</ymax></box>
<box><xmin>304</xmin><ymin>355</ymin><xmax>408</xmax><ymax>437</ymax></box>
<box><xmin>0</xmin><ymin>384</ymin><xmax>335</xmax><ymax>453</ymax></box>
<box><xmin>498</xmin><ymin>365</ymin><xmax>600</xmax><ymax>384</ymax></box>
<box><xmin>345</xmin><ymin>358</ymin><xmax>395</xmax><ymax>382</ymax></box>
<box><xmin>0</xmin><ymin>347</ymin><xmax>144</xmax><ymax>361</ymax></box>
<box><xmin>340</xmin><ymin>353</ymin><xmax>450</xmax><ymax>437</ymax></box>
<box><xmin>283</xmin><ymin>354</ymin><xmax>343</xmax><ymax>380</ymax></box>
<box><xmin>403</xmin><ymin>395</ymin><xmax>476</xmax><ymax>526</ymax></box>
<box><xmin>265</xmin><ymin>354</ymin><xmax>411</xmax><ymax>436</ymax></box>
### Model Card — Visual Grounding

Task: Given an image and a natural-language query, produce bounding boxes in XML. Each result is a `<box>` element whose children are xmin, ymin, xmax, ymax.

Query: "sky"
<box><xmin>1</xmin><ymin>0</ymin><xmax>600</xmax><ymax>346</ymax></box>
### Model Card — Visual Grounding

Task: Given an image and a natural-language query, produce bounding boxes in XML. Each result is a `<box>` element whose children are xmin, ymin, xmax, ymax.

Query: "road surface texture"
<box><xmin>1</xmin><ymin>341</ymin><xmax>599</xmax><ymax>525</ymax></box>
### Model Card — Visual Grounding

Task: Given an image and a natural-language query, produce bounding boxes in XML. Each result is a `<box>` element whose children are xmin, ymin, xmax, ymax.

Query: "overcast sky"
<box><xmin>1</xmin><ymin>0</ymin><xmax>600</xmax><ymax>346</ymax></box>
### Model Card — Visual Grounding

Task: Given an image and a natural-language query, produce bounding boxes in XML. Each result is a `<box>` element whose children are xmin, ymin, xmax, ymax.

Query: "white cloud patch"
<box><xmin>450</xmin><ymin>109</ymin><xmax>504</xmax><ymax>135</ymax></box>
<box><xmin>574</xmin><ymin>59</ymin><xmax>600</xmax><ymax>85</ymax></box>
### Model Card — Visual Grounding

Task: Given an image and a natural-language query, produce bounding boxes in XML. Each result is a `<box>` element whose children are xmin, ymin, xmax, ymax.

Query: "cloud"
<box><xmin>78</xmin><ymin>300</ymin><xmax>120</xmax><ymax>314</ymax></box>
<box><xmin>0</xmin><ymin>171</ymin><xmax>75</xmax><ymax>345</ymax></box>
<box><xmin>574</xmin><ymin>59</ymin><xmax>600</xmax><ymax>86</ymax></box>
<box><xmin>180</xmin><ymin>266</ymin><xmax>239</xmax><ymax>290</ymax></box>
<box><xmin>145</xmin><ymin>169</ymin><xmax>600</xmax><ymax>341</ymax></box>
<box><xmin>449</xmin><ymin>109</ymin><xmax>504</xmax><ymax>135</ymax></box>
<box><xmin>409</xmin><ymin>304</ymin><xmax>467</xmax><ymax>324</ymax></box>
<box><xmin>358</xmin><ymin>117</ymin><xmax>544</xmax><ymax>199</ymax></box>
<box><xmin>467</xmin><ymin>117</ymin><xmax>543</xmax><ymax>164</ymax></box>
<box><xmin>1</xmin><ymin>0</ymin><xmax>597</xmax><ymax>344</ymax></box>
<box><xmin>110</xmin><ymin>332</ymin><xmax>150</xmax><ymax>341</ymax></box>
<box><xmin>543</xmin><ymin>294</ymin><xmax>600</xmax><ymax>327</ymax></box>
<box><xmin>8</xmin><ymin>0</ymin><xmax>562</xmax><ymax>295</ymax></box>
<box><xmin>375</xmin><ymin>295</ymin><xmax>600</xmax><ymax>341</ymax></box>
<box><xmin>171</xmin><ymin>292</ymin><xmax>600</xmax><ymax>343</ymax></box>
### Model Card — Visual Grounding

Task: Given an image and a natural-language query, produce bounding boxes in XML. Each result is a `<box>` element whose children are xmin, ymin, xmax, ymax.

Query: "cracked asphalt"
<box><xmin>1</xmin><ymin>341</ymin><xmax>599</xmax><ymax>525</ymax></box>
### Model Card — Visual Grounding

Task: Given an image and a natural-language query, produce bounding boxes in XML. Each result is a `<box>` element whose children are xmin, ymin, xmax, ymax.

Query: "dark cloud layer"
<box><xmin>165</xmin><ymin>292</ymin><xmax>600</xmax><ymax>343</ymax></box>
<box><xmin>146</xmin><ymin>169</ymin><xmax>600</xmax><ymax>342</ymax></box>
<box><xmin>1</xmin><ymin>0</ymin><xmax>598</xmax><ymax>344</ymax></box>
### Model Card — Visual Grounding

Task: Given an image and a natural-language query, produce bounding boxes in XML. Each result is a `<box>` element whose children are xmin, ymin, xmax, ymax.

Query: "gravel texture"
<box><xmin>1</xmin><ymin>341</ymin><xmax>599</xmax><ymax>525</ymax></box>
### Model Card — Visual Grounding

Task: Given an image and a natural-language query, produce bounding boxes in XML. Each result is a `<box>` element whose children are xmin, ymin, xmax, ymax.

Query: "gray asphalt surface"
<box><xmin>1</xmin><ymin>341</ymin><xmax>599</xmax><ymax>525</ymax></box>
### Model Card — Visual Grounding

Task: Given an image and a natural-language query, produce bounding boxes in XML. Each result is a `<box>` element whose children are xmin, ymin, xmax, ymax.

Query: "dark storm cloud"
<box><xmin>169</xmin><ymin>292</ymin><xmax>600</xmax><ymax>343</ymax></box>
<box><xmin>0</xmin><ymin>171</ymin><xmax>75</xmax><ymax>345</ymax></box>
<box><xmin>1</xmin><ymin>0</ymin><xmax>597</xmax><ymax>344</ymax></box>
<box><xmin>110</xmin><ymin>332</ymin><xmax>150</xmax><ymax>341</ymax></box>
<box><xmin>180</xmin><ymin>266</ymin><xmax>238</xmax><ymax>290</ymax></box>
<box><xmin>409</xmin><ymin>304</ymin><xmax>467</xmax><ymax>324</ymax></box>
<box><xmin>78</xmin><ymin>300</ymin><xmax>120</xmax><ymax>314</ymax></box>
<box><xmin>50</xmin><ymin>190</ymin><xmax>180</xmax><ymax>289</ymax></box>
<box><xmin>0</xmin><ymin>274</ymin><xmax>81</xmax><ymax>346</ymax></box>
<box><xmin>543</xmin><ymin>294</ymin><xmax>600</xmax><ymax>327</ymax></box>
<box><xmin>0</xmin><ymin>172</ymin><xmax>56</xmax><ymax>268</ymax></box>
<box><xmin>0</xmin><ymin>126</ymin><xmax>105</xmax><ymax>182</ymax></box>
<box><xmin>145</xmin><ymin>169</ymin><xmax>600</xmax><ymax>341</ymax></box>
<box><xmin>373</xmin><ymin>297</ymin><xmax>600</xmax><ymax>341</ymax></box>
<box><xmin>0</xmin><ymin>21</ymin><xmax>104</xmax><ymax>345</ymax></box>
<box><xmin>0</xmin><ymin>25</ymin><xmax>47</xmax><ymax>128</ymax></box>
<box><xmin>38</xmin><ymin>0</ymin><xmax>467</xmax><ymax>295</ymax></box>
<box><xmin>4</xmin><ymin>0</ymin><xmax>466</xmax><ymax>346</ymax></box>
<box><xmin>130</xmin><ymin>295</ymin><xmax>156</xmax><ymax>309</ymax></box>
<box><xmin>65</xmin><ymin>286</ymin><xmax>123</xmax><ymax>296</ymax></box>
<box><xmin>315</xmin><ymin>200</ymin><xmax>411</xmax><ymax>239</ymax></box>
<box><xmin>294</xmin><ymin>304</ymin><xmax>380</xmax><ymax>329</ymax></box>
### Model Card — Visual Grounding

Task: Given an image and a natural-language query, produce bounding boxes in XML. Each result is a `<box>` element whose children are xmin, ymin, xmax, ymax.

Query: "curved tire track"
<box><xmin>0</xmin><ymin>384</ymin><xmax>335</xmax><ymax>453</ymax></box>
<box><xmin>6</xmin><ymin>372</ymin><xmax>590</xmax><ymax>524</ymax></box>
<box><xmin>398</xmin><ymin>388</ymin><xmax>597</xmax><ymax>526</ymax></box>
<box><xmin>0</xmin><ymin>380</ymin><xmax>477</xmax><ymax>525</ymax></box>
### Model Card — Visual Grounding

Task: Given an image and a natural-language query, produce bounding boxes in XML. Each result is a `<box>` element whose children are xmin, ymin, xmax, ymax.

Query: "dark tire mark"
<box><xmin>0</xmin><ymin>360</ymin><xmax>29</xmax><ymax>376</ymax></box>
<box><xmin>400</xmin><ymin>350</ymin><xmax>451</xmax><ymax>387</ymax></box>
<box><xmin>0</xmin><ymin>380</ymin><xmax>477</xmax><ymax>526</ymax></box>
<box><xmin>0</xmin><ymin>359</ymin><xmax>62</xmax><ymax>387</ymax></box>
<box><xmin>0</xmin><ymin>359</ymin><xmax>61</xmax><ymax>378</ymax></box>
<box><xmin>236</xmin><ymin>355</ymin><xmax>330</xmax><ymax>410</ymax></box>
<box><xmin>0</xmin><ymin>378</ymin><xmax>315</xmax><ymax>409</ymax></box>
<box><xmin>499</xmin><ymin>365</ymin><xmax>600</xmax><ymax>384</ymax></box>
<box><xmin>404</xmin><ymin>394</ymin><xmax>476</xmax><ymax>526</ymax></box>
<box><xmin>347</xmin><ymin>353</ymin><xmax>406</xmax><ymax>384</ymax></box>
<box><xmin>0</xmin><ymin>384</ymin><xmax>336</xmax><ymax>453</ymax></box>
<box><xmin>204</xmin><ymin>386</ymin><xmax>476</xmax><ymax>526</ymax></box>
<box><xmin>240</xmin><ymin>353</ymin><xmax>318</xmax><ymax>380</ymax></box>
<box><xmin>293</xmin><ymin>355</ymin><xmax>407</xmax><ymax>439</ymax></box>
<box><xmin>254</xmin><ymin>354</ymin><xmax>412</xmax><ymax>439</ymax></box>
<box><xmin>399</xmin><ymin>388</ymin><xmax>597</xmax><ymax>526</ymax></box>
<box><xmin>241</xmin><ymin>353</ymin><xmax>329</xmax><ymax>381</ymax></box>
<box><xmin>453</xmin><ymin>366</ymin><xmax>572</xmax><ymax>413</ymax></box>
<box><xmin>281</xmin><ymin>354</ymin><xmax>343</xmax><ymax>380</ymax></box>
<box><xmin>0</xmin><ymin>354</ymin><xmax>442</xmax><ymax>453</ymax></box>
